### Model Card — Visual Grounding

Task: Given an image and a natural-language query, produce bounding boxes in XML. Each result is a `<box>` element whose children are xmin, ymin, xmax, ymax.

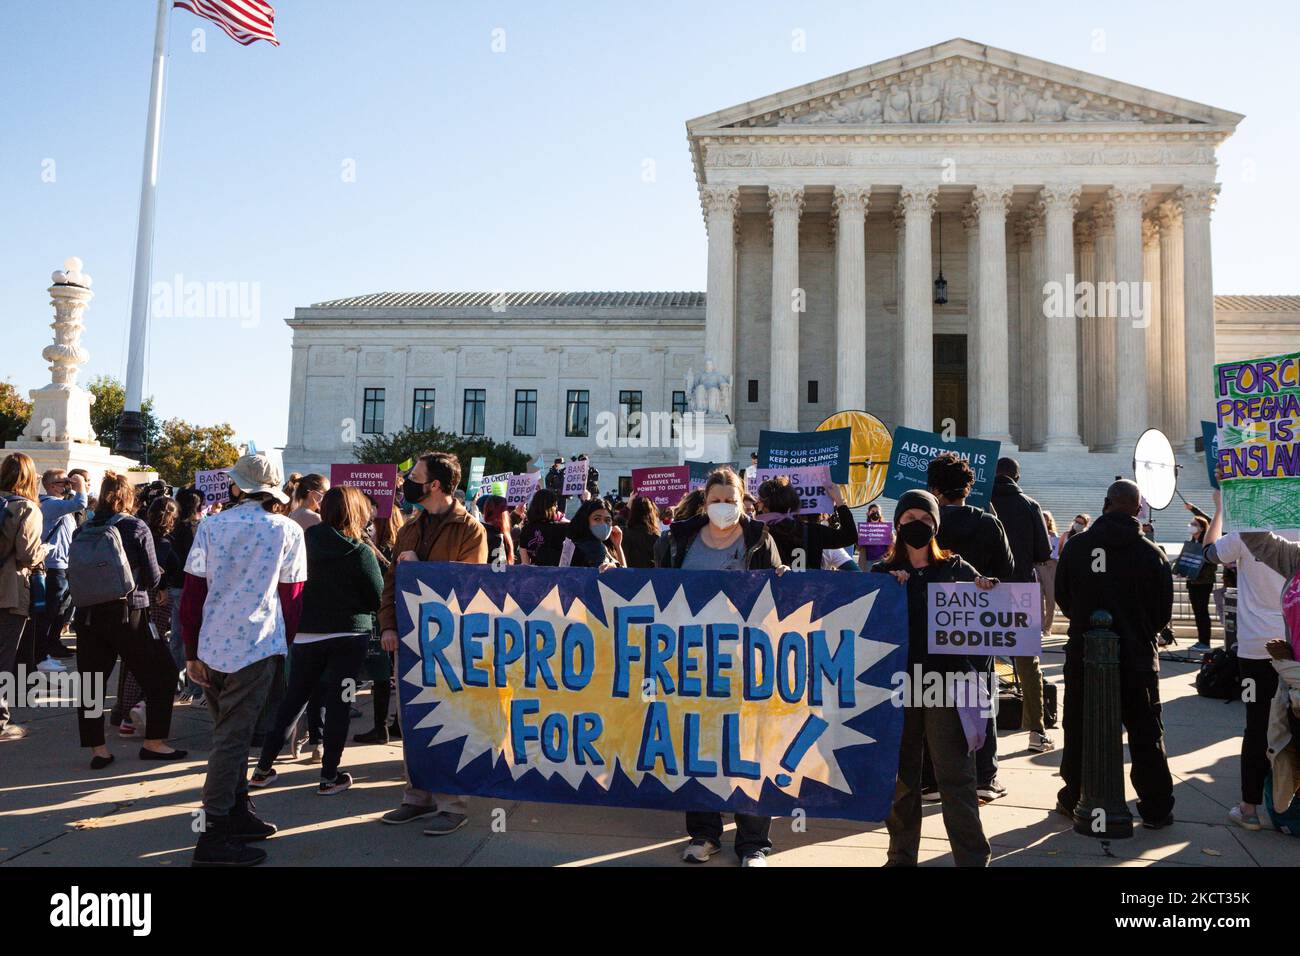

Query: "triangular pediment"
<box><xmin>687</xmin><ymin>39</ymin><xmax>1243</xmax><ymax>131</ymax></box>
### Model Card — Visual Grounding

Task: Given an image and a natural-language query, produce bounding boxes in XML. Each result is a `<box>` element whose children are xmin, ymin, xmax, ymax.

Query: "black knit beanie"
<box><xmin>893</xmin><ymin>489</ymin><xmax>941</xmax><ymax>529</ymax></box>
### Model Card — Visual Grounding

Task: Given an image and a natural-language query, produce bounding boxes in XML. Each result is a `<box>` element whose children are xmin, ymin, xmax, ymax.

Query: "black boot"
<box><xmin>192</xmin><ymin>814</ymin><xmax>266</xmax><ymax>867</ymax></box>
<box><xmin>229</xmin><ymin>793</ymin><xmax>277</xmax><ymax>841</ymax></box>
<box><xmin>388</xmin><ymin>717</ymin><xmax>402</xmax><ymax>740</ymax></box>
<box><xmin>353</xmin><ymin>724</ymin><xmax>389</xmax><ymax>744</ymax></box>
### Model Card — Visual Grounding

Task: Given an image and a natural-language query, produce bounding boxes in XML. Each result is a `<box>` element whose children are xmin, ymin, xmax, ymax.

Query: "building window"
<box><xmin>619</xmin><ymin>389</ymin><xmax>642</xmax><ymax>438</ymax></box>
<box><xmin>807</xmin><ymin>380</ymin><xmax>819</xmax><ymax>404</ymax></box>
<box><xmin>566</xmin><ymin>390</ymin><xmax>589</xmax><ymax>437</ymax></box>
<box><xmin>514</xmin><ymin>389</ymin><xmax>537</xmax><ymax>437</ymax></box>
<box><xmin>411</xmin><ymin>388</ymin><xmax>435</xmax><ymax>431</ymax></box>
<box><xmin>671</xmin><ymin>390</ymin><xmax>688</xmax><ymax>417</ymax></box>
<box><xmin>362</xmin><ymin>388</ymin><xmax>385</xmax><ymax>434</ymax></box>
<box><xmin>747</xmin><ymin>379</ymin><xmax>759</xmax><ymax>403</ymax></box>
<box><xmin>463</xmin><ymin>388</ymin><xmax>486</xmax><ymax>436</ymax></box>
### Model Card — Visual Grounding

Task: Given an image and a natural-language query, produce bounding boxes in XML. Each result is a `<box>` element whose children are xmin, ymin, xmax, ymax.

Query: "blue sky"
<box><xmin>1</xmin><ymin>1</ymin><xmax>1295</xmax><ymax>448</ymax></box>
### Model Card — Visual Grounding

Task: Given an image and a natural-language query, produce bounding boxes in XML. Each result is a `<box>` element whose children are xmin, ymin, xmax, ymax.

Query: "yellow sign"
<box><xmin>817</xmin><ymin>410</ymin><xmax>892</xmax><ymax>507</ymax></box>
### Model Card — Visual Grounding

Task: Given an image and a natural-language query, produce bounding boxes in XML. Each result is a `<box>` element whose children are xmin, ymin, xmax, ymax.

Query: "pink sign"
<box><xmin>506</xmin><ymin>472</ymin><xmax>541</xmax><ymax>507</ymax></box>
<box><xmin>631</xmin><ymin>465</ymin><xmax>690</xmax><ymax>508</ymax></box>
<box><xmin>330</xmin><ymin>463</ymin><xmax>399</xmax><ymax>519</ymax></box>
<box><xmin>857</xmin><ymin>521</ymin><xmax>894</xmax><ymax>548</ymax></box>
<box><xmin>752</xmin><ymin>466</ymin><xmax>835</xmax><ymax>515</ymax></box>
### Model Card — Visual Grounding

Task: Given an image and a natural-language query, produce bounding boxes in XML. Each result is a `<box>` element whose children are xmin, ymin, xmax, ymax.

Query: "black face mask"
<box><xmin>402</xmin><ymin>477</ymin><xmax>428</xmax><ymax>505</ymax></box>
<box><xmin>897</xmin><ymin>519</ymin><xmax>936</xmax><ymax>549</ymax></box>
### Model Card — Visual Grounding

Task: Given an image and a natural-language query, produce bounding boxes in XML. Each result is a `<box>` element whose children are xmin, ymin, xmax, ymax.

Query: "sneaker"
<box><xmin>1141</xmin><ymin>813</ymin><xmax>1175</xmax><ymax>830</ymax></box>
<box><xmin>422</xmin><ymin>811</ymin><xmax>468</xmax><ymax>836</ymax></box>
<box><xmin>1189</xmin><ymin>642</ymin><xmax>1211</xmax><ymax>654</ymax></box>
<box><xmin>741</xmin><ymin>852</ymin><xmax>769</xmax><ymax>867</ymax></box>
<box><xmin>36</xmin><ymin>655</ymin><xmax>68</xmax><ymax>674</ymax></box>
<box><xmin>1228</xmin><ymin>806</ymin><xmax>1261</xmax><ymax>831</ymax></box>
<box><xmin>977</xmin><ymin>783</ymin><xmax>1007</xmax><ymax>802</ymax></box>
<box><xmin>249</xmin><ymin>767</ymin><xmax>277</xmax><ymax>788</ymax></box>
<box><xmin>681</xmin><ymin>839</ymin><xmax>720</xmax><ymax>863</ymax></box>
<box><xmin>192</xmin><ymin>831</ymin><xmax>266</xmax><ymax>867</ymax></box>
<box><xmin>319</xmin><ymin>771</ymin><xmax>353</xmax><ymax>796</ymax></box>
<box><xmin>229</xmin><ymin>795</ymin><xmax>277</xmax><ymax>841</ymax></box>
<box><xmin>0</xmin><ymin>724</ymin><xmax>28</xmax><ymax>742</ymax></box>
<box><xmin>920</xmin><ymin>788</ymin><xmax>941</xmax><ymax>803</ymax></box>
<box><xmin>380</xmin><ymin>804</ymin><xmax>440</xmax><ymax>825</ymax></box>
<box><xmin>1028</xmin><ymin>731</ymin><xmax>1056</xmax><ymax>753</ymax></box>
<box><xmin>309</xmin><ymin>743</ymin><xmax>323</xmax><ymax>763</ymax></box>
<box><xmin>118</xmin><ymin>721</ymin><xmax>136</xmax><ymax>737</ymax></box>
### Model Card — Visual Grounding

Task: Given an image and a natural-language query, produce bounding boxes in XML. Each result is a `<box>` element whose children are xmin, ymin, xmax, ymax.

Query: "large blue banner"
<box><xmin>395</xmin><ymin>563</ymin><xmax>908</xmax><ymax>821</ymax></box>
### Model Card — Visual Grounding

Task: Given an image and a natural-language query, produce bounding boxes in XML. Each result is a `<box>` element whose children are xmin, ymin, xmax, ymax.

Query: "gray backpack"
<box><xmin>67</xmin><ymin>514</ymin><xmax>136</xmax><ymax>608</ymax></box>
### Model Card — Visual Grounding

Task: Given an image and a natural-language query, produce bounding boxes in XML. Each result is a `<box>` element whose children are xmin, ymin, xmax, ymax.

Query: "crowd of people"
<box><xmin>0</xmin><ymin>442</ymin><xmax>1296</xmax><ymax>868</ymax></box>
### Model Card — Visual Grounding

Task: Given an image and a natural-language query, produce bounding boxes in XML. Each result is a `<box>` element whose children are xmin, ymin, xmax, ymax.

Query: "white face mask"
<box><xmin>707</xmin><ymin>502</ymin><xmax>742</xmax><ymax>529</ymax></box>
<box><xmin>1188</xmin><ymin>524</ymin><xmax>1199</xmax><ymax>533</ymax></box>
<box><xmin>1072</xmin><ymin>522</ymin><xmax>1085</xmax><ymax>532</ymax></box>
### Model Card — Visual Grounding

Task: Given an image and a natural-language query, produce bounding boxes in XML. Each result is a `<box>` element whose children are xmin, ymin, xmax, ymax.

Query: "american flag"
<box><xmin>174</xmin><ymin>0</ymin><xmax>279</xmax><ymax>47</ymax></box>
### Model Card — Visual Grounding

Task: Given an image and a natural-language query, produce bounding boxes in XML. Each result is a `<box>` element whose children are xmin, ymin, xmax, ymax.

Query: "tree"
<box><xmin>87</xmin><ymin>375</ymin><xmax>159</xmax><ymax>454</ymax></box>
<box><xmin>352</xmin><ymin>426</ymin><xmax>529</xmax><ymax>489</ymax></box>
<box><xmin>0</xmin><ymin>380</ymin><xmax>32</xmax><ymax>443</ymax></box>
<box><xmin>150</xmin><ymin>418</ymin><xmax>241</xmax><ymax>487</ymax></box>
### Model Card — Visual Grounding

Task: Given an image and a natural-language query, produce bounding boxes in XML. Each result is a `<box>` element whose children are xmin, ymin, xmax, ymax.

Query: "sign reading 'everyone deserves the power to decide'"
<box><xmin>395</xmin><ymin>563</ymin><xmax>908</xmax><ymax>820</ymax></box>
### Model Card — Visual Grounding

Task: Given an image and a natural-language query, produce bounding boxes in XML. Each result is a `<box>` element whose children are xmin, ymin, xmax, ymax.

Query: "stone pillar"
<box><xmin>768</xmin><ymin>185</ymin><xmax>804</xmax><ymax>431</ymax></box>
<box><xmin>1075</xmin><ymin>220</ymin><xmax>1097</xmax><ymax>447</ymax></box>
<box><xmin>963</xmin><ymin>204</ymin><xmax>980</xmax><ymax>437</ymax></box>
<box><xmin>1026</xmin><ymin>210</ymin><xmax>1047</xmax><ymax>449</ymax></box>
<box><xmin>893</xmin><ymin>205</ymin><xmax>907</xmax><ymax>427</ymax></box>
<box><xmin>900</xmin><ymin>186</ymin><xmax>936</xmax><ymax>430</ymax></box>
<box><xmin>1179</xmin><ymin>184</ymin><xmax>1220</xmax><ymax>450</ymax></box>
<box><xmin>1110</xmin><ymin>184</ymin><xmax>1151</xmax><ymax>448</ymax></box>
<box><xmin>973</xmin><ymin>185</ymin><xmax>1014</xmax><ymax>444</ymax></box>
<box><xmin>1092</xmin><ymin>205</ymin><xmax>1117</xmax><ymax>450</ymax></box>
<box><xmin>19</xmin><ymin>258</ymin><xmax>96</xmax><ymax>445</ymax></box>
<box><xmin>833</xmin><ymin>185</ymin><xmax>870</xmax><ymax>412</ymax></box>
<box><xmin>1142</xmin><ymin>218</ymin><xmax>1164</xmax><ymax>435</ymax></box>
<box><xmin>1157</xmin><ymin>201</ymin><xmax>1187</xmax><ymax>447</ymax></box>
<box><xmin>702</xmin><ymin>185</ymin><xmax>739</xmax><ymax>420</ymax></box>
<box><xmin>1041</xmin><ymin>184</ymin><xmax>1084</xmax><ymax>449</ymax></box>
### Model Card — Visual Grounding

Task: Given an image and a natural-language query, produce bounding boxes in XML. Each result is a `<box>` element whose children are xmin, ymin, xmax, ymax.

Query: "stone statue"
<box><xmin>912</xmin><ymin>76</ymin><xmax>942</xmax><ymax>123</ymax></box>
<box><xmin>883</xmin><ymin>85</ymin><xmax>911</xmax><ymax>123</ymax></box>
<box><xmin>1033</xmin><ymin>89</ymin><xmax>1065</xmax><ymax>122</ymax></box>
<box><xmin>859</xmin><ymin>92</ymin><xmax>883</xmax><ymax>123</ymax></box>
<box><xmin>944</xmin><ymin>70</ymin><xmax>973</xmax><ymax>121</ymax></box>
<box><xmin>685</xmin><ymin>358</ymin><xmax>731</xmax><ymax>417</ymax></box>
<box><xmin>973</xmin><ymin>77</ymin><xmax>1001</xmax><ymax>122</ymax></box>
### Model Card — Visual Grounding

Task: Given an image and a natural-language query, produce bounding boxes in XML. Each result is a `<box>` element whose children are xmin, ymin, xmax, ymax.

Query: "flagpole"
<box><xmin>115</xmin><ymin>0</ymin><xmax>171</xmax><ymax>460</ymax></box>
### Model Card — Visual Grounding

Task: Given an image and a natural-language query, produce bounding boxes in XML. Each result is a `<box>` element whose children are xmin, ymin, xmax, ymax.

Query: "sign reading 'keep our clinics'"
<box><xmin>882</xmin><ymin>427</ymin><xmax>1001</xmax><ymax>509</ymax></box>
<box><xmin>395</xmin><ymin>564</ymin><xmax>908</xmax><ymax>821</ymax></box>
<box><xmin>757</xmin><ymin>428</ymin><xmax>851</xmax><ymax>485</ymax></box>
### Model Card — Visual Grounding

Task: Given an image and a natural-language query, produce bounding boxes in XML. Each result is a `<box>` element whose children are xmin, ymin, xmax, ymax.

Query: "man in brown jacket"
<box><xmin>379</xmin><ymin>451</ymin><xmax>487</xmax><ymax>835</ymax></box>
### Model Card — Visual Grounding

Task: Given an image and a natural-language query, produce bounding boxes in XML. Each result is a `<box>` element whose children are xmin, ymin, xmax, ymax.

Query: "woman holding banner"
<box><xmin>621</xmin><ymin>496</ymin><xmax>660</xmax><ymax>569</ymax></box>
<box><xmin>871</xmin><ymin>490</ymin><xmax>993</xmax><ymax>867</ymax></box>
<box><xmin>655</xmin><ymin>467</ymin><xmax>787</xmax><ymax>866</ymax></box>
<box><xmin>566</xmin><ymin>500</ymin><xmax>626</xmax><ymax>570</ymax></box>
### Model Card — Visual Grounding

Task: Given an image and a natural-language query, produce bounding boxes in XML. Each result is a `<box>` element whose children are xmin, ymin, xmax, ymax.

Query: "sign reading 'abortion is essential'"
<box><xmin>882</xmin><ymin>427</ymin><xmax>1000</xmax><ymax>509</ymax></box>
<box><xmin>395</xmin><ymin>564</ymin><xmax>908</xmax><ymax>820</ymax></box>
<box><xmin>1215</xmin><ymin>352</ymin><xmax>1300</xmax><ymax>530</ymax></box>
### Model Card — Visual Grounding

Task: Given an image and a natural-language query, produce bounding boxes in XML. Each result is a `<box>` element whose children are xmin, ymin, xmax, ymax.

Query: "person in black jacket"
<box><xmin>620</xmin><ymin>495</ymin><xmax>661</xmax><ymax>569</ymax></box>
<box><xmin>1054</xmin><ymin>479</ymin><xmax>1176</xmax><ymax>828</ymax></box>
<box><xmin>871</xmin><ymin>489</ymin><xmax>993</xmax><ymax>867</ymax></box>
<box><xmin>988</xmin><ymin>457</ymin><xmax>1055</xmax><ymax>752</ymax></box>
<box><xmin>655</xmin><ymin>467</ymin><xmax>784</xmax><ymax>866</ymax></box>
<box><xmin>566</xmin><ymin>500</ymin><xmax>625</xmax><ymax>569</ymax></box>
<box><xmin>545</xmin><ymin>458</ymin><xmax>567</xmax><ymax>515</ymax></box>
<box><xmin>1178</xmin><ymin>513</ymin><xmax>1217</xmax><ymax>651</ymax></box>
<box><xmin>755</xmin><ymin>475</ymin><xmax>857</xmax><ymax>571</ymax></box>
<box><xmin>519</xmin><ymin>490</ymin><xmax>568</xmax><ymax>567</ymax></box>
<box><xmin>927</xmin><ymin>453</ymin><xmax>1014</xmax><ymax>801</ymax></box>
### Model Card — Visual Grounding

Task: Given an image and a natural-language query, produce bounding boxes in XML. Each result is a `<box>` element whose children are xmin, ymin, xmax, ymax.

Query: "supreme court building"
<box><xmin>284</xmin><ymin>40</ymin><xmax>1296</xmax><ymax>492</ymax></box>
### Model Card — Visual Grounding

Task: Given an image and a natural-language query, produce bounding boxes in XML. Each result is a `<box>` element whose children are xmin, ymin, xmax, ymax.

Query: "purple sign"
<box><xmin>927</xmin><ymin>583</ymin><xmax>1042</xmax><ymax>657</ymax></box>
<box><xmin>752</xmin><ymin>466</ymin><xmax>835</xmax><ymax>515</ymax></box>
<box><xmin>330</xmin><ymin>463</ymin><xmax>399</xmax><ymax>519</ymax></box>
<box><xmin>631</xmin><ymin>465</ymin><xmax>690</xmax><ymax>509</ymax></box>
<box><xmin>857</xmin><ymin>521</ymin><xmax>894</xmax><ymax>548</ymax></box>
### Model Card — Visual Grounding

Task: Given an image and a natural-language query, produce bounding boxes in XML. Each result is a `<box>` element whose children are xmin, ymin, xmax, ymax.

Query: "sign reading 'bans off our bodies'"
<box><xmin>927</xmin><ymin>583</ymin><xmax>1042</xmax><ymax>657</ymax></box>
<box><xmin>395</xmin><ymin>564</ymin><xmax>908</xmax><ymax>821</ymax></box>
<box><xmin>752</xmin><ymin>466</ymin><xmax>835</xmax><ymax>515</ymax></box>
<box><xmin>1214</xmin><ymin>352</ymin><xmax>1300</xmax><ymax>530</ymax></box>
<box><xmin>882</xmin><ymin>427</ymin><xmax>1000</xmax><ymax>509</ymax></box>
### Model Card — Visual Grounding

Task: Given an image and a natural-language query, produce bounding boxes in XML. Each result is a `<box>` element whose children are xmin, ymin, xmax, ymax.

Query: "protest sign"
<box><xmin>752</xmin><ymin>466</ymin><xmax>836</xmax><ymax>515</ymax></box>
<box><xmin>1200</xmin><ymin>421</ymin><xmax>1219</xmax><ymax>490</ymax></box>
<box><xmin>857</xmin><ymin>522</ymin><xmax>894</xmax><ymax>548</ymax></box>
<box><xmin>882</xmin><ymin>427</ymin><xmax>1000</xmax><ymax>509</ymax></box>
<box><xmin>1214</xmin><ymin>352</ymin><xmax>1300</xmax><ymax>530</ymax></box>
<box><xmin>395</xmin><ymin>563</ymin><xmax>908</xmax><ymax>821</ymax></box>
<box><xmin>631</xmin><ymin>465</ymin><xmax>690</xmax><ymax>508</ymax></box>
<box><xmin>685</xmin><ymin>460</ymin><xmax>736</xmax><ymax>490</ymax></box>
<box><xmin>927</xmin><ymin>583</ymin><xmax>1041</xmax><ymax>657</ymax></box>
<box><xmin>757</xmin><ymin>428</ymin><xmax>851</xmax><ymax>485</ymax></box>
<box><xmin>330</xmin><ymin>463</ymin><xmax>398</xmax><ymax>518</ymax></box>
<box><xmin>481</xmin><ymin>472</ymin><xmax>511</xmax><ymax>497</ymax></box>
<box><xmin>562</xmin><ymin>459</ymin><xmax>589</xmax><ymax>496</ymax></box>
<box><xmin>194</xmin><ymin>469</ymin><xmax>230</xmax><ymax>508</ymax></box>
<box><xmin>506</xmin><ymin>472</ymin><xmax>541</xmax><ymax>508</ymax></box>
<box><xmin>465</xmin><ymin>457</ymin><xmax>487</xmax><ymax>501</ymax></box>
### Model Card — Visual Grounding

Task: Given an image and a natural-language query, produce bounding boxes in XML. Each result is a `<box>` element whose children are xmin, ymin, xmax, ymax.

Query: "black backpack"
<box><xmin>1194</xmin><ymin>646</ymin><xmax>1241</xmax><ymax>701</ymax></box>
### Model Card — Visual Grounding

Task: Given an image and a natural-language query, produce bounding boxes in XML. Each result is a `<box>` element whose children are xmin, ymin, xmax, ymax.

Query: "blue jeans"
<box><xmin>35</xmin><ymin>569</ymin><xmax>71</xmax><ymax>660</ymax></box>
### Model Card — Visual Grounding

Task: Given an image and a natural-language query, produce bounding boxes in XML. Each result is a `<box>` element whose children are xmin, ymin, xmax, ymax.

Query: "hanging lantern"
<box><xmin>933</xmin><ymin>211</ymin><xmax>948</xmax><ymax>305</ymax></box>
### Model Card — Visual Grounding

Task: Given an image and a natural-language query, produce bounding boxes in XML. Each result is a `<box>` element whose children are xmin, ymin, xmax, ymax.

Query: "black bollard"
<box><xmin>1073</xmin><ymin>610</ymin><xmax>1133</xmax><ymax>840</ymax></box>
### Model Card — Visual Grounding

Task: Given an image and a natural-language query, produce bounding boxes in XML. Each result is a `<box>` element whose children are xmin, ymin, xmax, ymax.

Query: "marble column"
<box><xmin>974</xmin><ymin>185</ymin><xmax>1014</xmax><ymax>444</ymax></box>
<box><xmin>893</xmin><ymin>205</ymin><xmax>907</xmax><ymax>427</ymax></box>
<box><xmin>1110</xmin><ymin>184</ymin><xmax>1151</xmax><ymax>448</ymax></box>
<box><xmin>1092</xmin><ymin>205</ymin><xmax>1117</xmax><ymax>450</ymax></box>
<box><xmin>1041</xmin><ymin>184</ymin><xmax>1084</xmax><ymax>449</ymax></box>
<box><xmin>1157</xmin><ymin>201</ymin><xmax>1187</xmax><ymax>447</ymax></box>
<box><xmin>1075</xmin><ymin>220</ymin><xmax>1097</xmax><ymax>447</ymax></box>
<box><xmin>768</xmin><ymin>185</ymin><xmax>804</xmax><ymax>431</ymax></box>
<box><xmin>1179</xmin><ymin>184</ymin><xmax>1220</xmax><ymax>449</ymax></box>
<box><xmin>1012</xmin><ymin>220</ymin><xmax>1031</xmax><ymax>448</ymax></box>
<box><xmin>702</xmin><ymin>185</ymin><xmax>739</xmax><ymax>421</ymax></box>
<box><xmin>963</xmin><ymin>203</ymin><xmax>980</xmax><ymax>436</ymax></box>
<box><xmin>900</xmin><ymin>185</ymin><xmax>936</xmax><ymax>430</ymax></box>
<box><xmin>833</xmin><ymin>185</ymin><xmax>870</xmax><ymax>412</ymax></box>
<box><xmin>1142</xmin><ymin>218</ymin><xmax>1164</xmax><ymax>435</ymax></box>
<box><xmin>1026</xmin><ymin>210</ymin><xmax>1047</xmax><ymax>449</ymax></box>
